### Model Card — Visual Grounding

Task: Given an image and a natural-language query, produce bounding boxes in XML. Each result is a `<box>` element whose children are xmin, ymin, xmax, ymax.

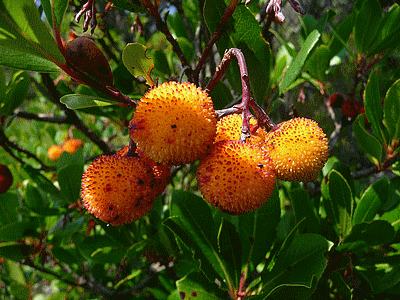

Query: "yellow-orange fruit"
<box><xmin>264</xmin><ymin>117</ymin><xmax>329</xmax><ymax>182</ymax></box>
<box><xmin>197</xmin><ymin>140</ymin><xmax>276</xmax><ymax>215</ymax></box>
<box><xmin>215</xmin><ymin>113</ymin><xmax>268</xmax><ymax>147</ymax></box>
<box><xmin>62</xmin><ymin>139</ymin><xmax>84</xmax><ymax>154</ymax></box>
<box><xmin>81</xmin><ymin>154</ymin><xmax>157</xmax><ymax>225</ymax></box>
<box><xmin>48</xmin><ymin>145</ymin><xmax>64</xmax><ymax>161</ymax></box>
<box><xmin>116</xmin><ymin>145</ymin><xmax>171</xmax><ymax>196</ymax></box>
<box><xmin>65</xmin><ymin>36</ymin><xmax>114</xmax><ymax>86</ymax></box>
<box><xmin>129</xmin><ymin>81</ymin><xmax>217</xmax><ymax>165</ymax></box>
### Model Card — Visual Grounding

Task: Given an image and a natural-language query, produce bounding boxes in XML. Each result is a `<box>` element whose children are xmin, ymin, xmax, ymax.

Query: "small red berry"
<box><xmin>328</xmin><ymin>93</ymin><xmax>345</xmax><ymax>108</ymax></box>
<box><xmin>0</xmin><ymin>164</ymin><xmax>13</xmax><ymax>194</ymax></box>
<box><xmin>341</xmin><ymin>98</ymin><xmax>362</xmax><ymax>120</ymax></box>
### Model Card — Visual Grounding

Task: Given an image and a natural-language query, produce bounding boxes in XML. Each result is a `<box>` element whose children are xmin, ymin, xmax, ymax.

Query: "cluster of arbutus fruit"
<box><xmin>56</xmin><ymin>35</ymin><xmax>329</xmax><ymax>226</ymax></box>
<box><xmin>80</xmin><ymin>80</ymin><xmax>329</xmax><ymax>225</ymax></box>
<box><xmin>48</xmin><ymin>138</ymin><xmax>84</xmax><ymax>161</ymax></box>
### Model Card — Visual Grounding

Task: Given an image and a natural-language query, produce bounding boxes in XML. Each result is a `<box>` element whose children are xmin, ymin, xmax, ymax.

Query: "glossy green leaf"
<box><xmin>384</xmin><ymin>79</ymin><xmax>400</xmax><ymax>147</ymax></box>
<box><xmin>153</xmin><ymin>49</ymin><xmax>172</xmax><ymax>77</ymax></box>
<box><xmin>291</xmin><ymin>188</ymin><xmax>320</xmax><ymax>234</ymax></box>
<box><xmin>204</xmin><ymin>0</ymin><xmax>270</xmax><ymax>104</ymax></box>
<box><xmin>217</xmin><ymin>218</ymin><xmax>241</xmax><ymax>289</ymax></box>
<box><xmin>176</xmin><ymin>272</ymin><xmax>227</xmax><ymax>300</ymax></box>
<box><xmin>304</xmin><ymin>45</ymin><xmax>330</xmax><ymax>81</ymax></box>
<box><xmin>41</xmin><ymin>0</ymin><xmax>68</xmax><ymax>29</ymax></box>
<box><xmin>238</xmin><ymin>189</ymin><xmax>280</xmax><ymax>267</ymax></box>
<box><xmin>353</xmin><ymin>114</ymin><xmax>383</xmax><ymax>165</ymax></box>
<box><xmin>0</xmin><ymin>219</ymin><xmax>39</xmax><ymax>241</ymax></box>
<box><xmin>381</xmin><ymin>176</ymin><xmax>400</xmax><ymax>213</ymax></box>
<box><xmin>328</xmin><ymin>170</ymin><xmax>353</xmax><ymax>240</ymax></box>
<box><xmin>328</xmin><ymin>12</ymin><xmax>355</xmax><ymax>57</ymax></box>
<box><xmin>0</xmin><ymin>244</ymin><xmax>34</xmax><ymax>262</ymax></box>
<box><xmin>0</xmin><ymin>0</ymin><xmax>65</xmax><ymax>64</ymax></box>
<box><xmin>57</xmin><ymin>150</ymin><xmax>84</xmax><ymax>204</ymax></box>
<box><xmin>1</xmin><ymin>70</ymin><xmax>30</xmax><ymax>116</ymax></box>
<box><xmin>60</xmin><ymin>94</ymin><xmax>120</xmax><ymax>109</ymax></box>
<box><xmin>177</xmin><ymin>37</ymin><xmax>196</xmax><ymax>62</ymax></box>
<box><xmin>354</xmin><ymin>0</ymin><xmax>382</xmax><ymax>54</ymax></box>
<box><xmin>0</xmin><ymin>46</ymin><xmax>60</xmax><ymax>72</ymax></box>
<box><xmin>76</xmin><ymin>235</ymin><xmax>126</xmax><ymax>263</ymax></box>
<box><xmin>353</xmin><ymin>177</ymin><xmax>389</xmax><ymax>225</ymax></box>
<box><xmin>369</xmin><ymin>4</ymin><xmax>400</xmax><ymax>55</ymax></box>
<box><xmin>0</xmin><ymin>192</ymin><xmax>19</xmax><ymax>226</ymax></box>
<box><xmin>364</xmin><ymin>71</ymin><xmax>387</xmax><ymax>144</ymax></box>
<box><xmin>279</xmin><ymin>30</ymin><xmax>321</xmax><ymax>94</ymax></box>
<box><xmin>166</xmin><ymin>190</ymin><xmax>233</xmax><ymax>288</ymax></box>
<box><xmin>337</xmin><ymin>220</ymin><xmax>395</xmax><ymax>252</ymax></box>
<box><xmin>122</xmin><ymin>43</ymin><xmax>154</xmax><ymax>86</ymax></box>
<box><xmin>262</xmin><ymin>234</ymin><xmax>333</xmax><ymax>298</ymax></box>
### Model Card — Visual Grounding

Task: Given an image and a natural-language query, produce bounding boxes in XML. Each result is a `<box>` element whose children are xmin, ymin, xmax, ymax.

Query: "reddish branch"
<box><xmin>207</xmin><ymin>48</ymin><xmax>277</xmax><ymax>141</ymax></box>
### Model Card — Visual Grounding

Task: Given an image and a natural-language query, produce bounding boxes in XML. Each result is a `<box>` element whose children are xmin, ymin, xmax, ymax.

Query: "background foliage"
<box><xmin>1</xmin><ymin>0</ymin><xmax>400</xmax><ymax>299</ymax></box>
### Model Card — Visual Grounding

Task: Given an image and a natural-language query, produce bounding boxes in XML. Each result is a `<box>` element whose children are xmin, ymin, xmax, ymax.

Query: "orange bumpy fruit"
<box><xmin>0</xmin><ymin>164</ymin><xmax>13</xmax><ymax>194</ymax></box>
<box><xmin>116</xmin><ymin>145</ymin><xmax>171</xmax><ymax>196</ymax></box>
<box><xmin>81</xmin><ymin>154</ymin><xmax>157</xmax><ymax>225</ymax></box>
<box><xmin>215</xmin><ymin>113</ymin><xmax>268</xmax><ymax>147</ymax></box>
<box><xmin>62</xmin><ymin>139</ymin><xmax>84</xmax><ymax>154</ymax></box>
<box><xmin>197</xmin><ymin>140</ymin><xmax>276</xmax><ymax>215</ymax></box>
<box><xmin>264</xmin><ymin>117</ymin><xmax>329</xmax><ymax>182</ymax></box>
<box><xmin>48</xmin><ymin>145</ymin><xmax>64</xmax><ymax>161</ymax></box>
<box><xmin>129</xmin><ymin>81</ymin><xmax>217</xmax><ymax>165</ymax></box>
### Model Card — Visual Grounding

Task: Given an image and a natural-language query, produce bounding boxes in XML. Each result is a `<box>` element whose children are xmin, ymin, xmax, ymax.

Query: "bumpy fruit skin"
<box><xmin>328</xmin><ymin>93</ymin><xmax>345</xmax><ymax>108</ymax></box>
<box><xmin>129</xmin><ymin>81</ymin><xmax>217</xmax><ymax>165</ymax></box>
<box><xmin>197</xmin><ymin>140</ymin><xmax>276</xmax><ymax>215</ymax></box>
<box><xmin>62</xmin><ymin>139</ymin><xmax>84</xmax><ymax>154</ymax></box>
<box><xmin>341</xmin><ymin>98</ymin><xmax>362</xmax><ymax>120</ymax></box>
<box><xmin>215</xmin><ymin>113</ymin><xmax>268</xmax><ymax>147</ymax></box>
<box><xmin>264</xmin><ymin>117</ymin><xmax>329</xmax><ymax>182</ymax></box>
<box><xmin>48</xmin><ymin>145</ymin><xmax>64</xmax><ymax>161</ymax></box>
<box><xmin>116</xmin><ymin>145</ymin><xmax>171</xmax><ymax>196</ymax></box>
<box><xmin>81</xmin><ymin>154</ymin><xmax>157</xmax><ymax>225</ymax></box>
<box><xmin>0</xmin><ymin>164</ymin><xmax>13</xmax><ymax>194</ymax></box>
<box><xmin>65</xmin><ymin>37</ymin><xmax>114</xmax><ymax>86</ymax></box>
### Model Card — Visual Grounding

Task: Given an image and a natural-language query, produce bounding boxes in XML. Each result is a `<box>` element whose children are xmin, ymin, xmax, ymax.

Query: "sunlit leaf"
<box><xmin>60</xmin><ymin>94</ymin><xmax>120</xmax><ymax>109</ymax></box>
<box><xmin>122</xmin><ymin>43</ymin><xmax>154</xmax><ymax>86</ymax></box>
<box><xmin>176</xmin><ymin>272</ymin><xmax>227</xmax><ymax>300</ymax></box>
<box><xmin>384</xmin><ymin>79</ymin><xmax>400</xmax><ymax>147</ymax></box>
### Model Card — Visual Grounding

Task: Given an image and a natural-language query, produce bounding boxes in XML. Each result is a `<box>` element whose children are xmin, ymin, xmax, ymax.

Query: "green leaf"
<box><xmin>384</xmin><ymin>79</ymin><xmax>400</xmax><ymax>147</ymax></box>
<box><xmin>0</xmin><ymin>244</ymin><xmax>34</xmax><ymax>262</ymax></box>
<box><xmin>177</xmin><ymin>37</ymin><xmax>196</xmax><ymax>62</ymax></box>
<box><xmin>353</xmin><ymin>114</ymin><xmax>383</xmax><ymax>165</ymax></box>
<box><xmin>204</xmin><ymin>1</ymin><xmax>270</xmax><ymax>104</ymax></box>
<box><xmin>303</xmin><ymin>45</ymin><xmax>331</xmax><ymax>81</ymax></box>
<box><xmin>176</xmin><ymin>272</ymin><xmax>227</xmax><ymax>300</ymax></box>
<box><xmin>153</xmin><ymin>49</ymin><xmax>172</xmax><ymax>77</ymax></box>
<box><xmin>0</xmin><ymin>219</ymin><xmax>39</xmax><ymax>241</ymax></box>
<box><xmin>57</xmin><ymin>150</ymin><xmax>84</xmax><ymax>204</ymax></box>
<box><xmin>354</xmin><ymin>0</ymin><xmax>382</xmax><ymax>54</ymax></box>
<box><xmin>364</xmin><ymin>71</ymin><xmax>387</xmax><ymax>144</ymax></box>
<box><xmin>76</xmin><ymin>235</ymin><xmax>126</xmax><ymax>263</ymax></box>
<box><xmin>381</xmin><ymin>176</ymin><xmax>400</xmax><ymax>213</ymax></box>
<box><xmin>166</xmin><ymin>190</ymin><xmax>233</xmax><ymax>289</ymax></box>
<box><xmin>262</xmin><ymin>234</ymin><xmax>333</xmax><ymax>298</ymax></box>
<box><xmin>337</xmin><ymin>220</ymin><xmax>395</xmax><ymax>252</ymax></box>
<box><xmin>209</xmin><ymin>81</ymin><xmax>234</xmax><ymax>110</ymax></box>
<box><xmin>279</xmin><ymin>30</ymin><xmax>321</xmax><ymax>94</ymax></box>
<box><xmin>328</xmin><ymin>170</ymin><xmax>353</xmax><ymax>240</ymax></box>
<box><xmin>0</xmin><ymin>192</ymin><xmax>19</xmax><ymax>226</ymax></box>
<box><xmin>217</xmin><ymin>218</ymin><xmax>241</xmax><ymax>289</ymax></box>
<box><xmin>51</xmin><ymin>247</ymin><xmax>82</xmax><ymax>266</ymax></box>
<box><xmin>1</xmin><ymin>70</ymin><xmax>30</xmax><ymax>116</ymax></box>
<box><xmin>0</xmin><ymin>46</ymin><xmax>60</xmax><ymax>72</ymax></box>
<box><xmin>122</xmin><ymin>43</ymin><xmax>154</xmax><ymax>86</ymax></box>
<box><xmin>0</xmin><ymin>0</ymin><xmax>65</xmax><ymax>64</ymax></box>
<box><xmin>290</xmin><ymin>188</ymin><xmax>320</xmax><ymax>234</ymax></box>
<box><xmin>328</xmin><ymin>12</ymin><xmax>355</xmax><ymax>58</ymax></box>
<box><xmin>108</xmin><ymin>0</ymin><xmax>145</xmax><ymax>12</ymax></box>
<box><xmin>41</xmin><ymin>0</ymin><xmax>68</xmax><ymax>29</ymax></box>
<box><xmin>4</xmin><ymin>259</ymin><xmax>26</xmax><ymax>285</ymax></box>
<box><xmin>60</xmin><ymin>93</ymin><xmax>121</xmax><ymax>109</ymax></box>
<box><xmin>238</xmin><ymin>188</ymin><xmax>280</xmax><ymax>267</ymax></box>
<box><xmin>23</xmin><ymin>165</ymin><xmax>62</xmax><ymax>198</ymax></box>
<box><xmin>353</xmin><ymin>177</ymin><xmax>389</xmax><ymax>225</ymax></box>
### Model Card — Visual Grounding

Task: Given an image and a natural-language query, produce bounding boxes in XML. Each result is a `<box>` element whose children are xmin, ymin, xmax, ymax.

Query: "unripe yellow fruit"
<box><xmin>62</xmin><ymin>139</ymin><xmax>84</xmax><ymax>154</ymax></box>
<box><xmin>129</xmin><ymin>81</ymin><xmax>217</xmax><ymax>165</ymax></box>
<box><xmin>81</xmin><ymin>154</ymin><xmax>157</xmax><ymax>225</ymax></box>
<box><xmin>264</xmin><ymin>117</ymin><xmax>329</xmax><ymax>182</ymax></box>
<box><xmin>215</xmin><ymin>113</ymin><xmax>268</xmax><ymax>147</ymax></box>
<box><xmin>48</xmin><ymin>145</ymin><xmax>64</xmax><ymax>161</ymax></box>
<box><xmin>197</xmin><ymin>140</ymin><xmax>276</xmax><ymax>215</ymax></box>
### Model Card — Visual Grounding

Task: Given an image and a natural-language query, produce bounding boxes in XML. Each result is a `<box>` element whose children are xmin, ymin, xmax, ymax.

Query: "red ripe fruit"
<box><xmin>0</xmin><ymin>164</ymin><xmax>13</xmax><ymax>194</ymax></box>
<box><xmin>341</xmin><ymin>98</ymin><xmax>362</xmax><ymax>120</ymax></box>
<box><xmin>328</xmin><ymin>93</ymin><xmax>345</xmax><ymax>108</ymax></box>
